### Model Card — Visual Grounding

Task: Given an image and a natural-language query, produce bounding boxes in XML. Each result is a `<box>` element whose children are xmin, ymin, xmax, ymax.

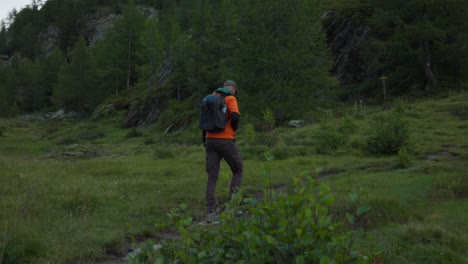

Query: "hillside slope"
<box><xmin>0</xmin><ymin>92</ymin><xmax>466</xmax><ymax>262</ymax></box>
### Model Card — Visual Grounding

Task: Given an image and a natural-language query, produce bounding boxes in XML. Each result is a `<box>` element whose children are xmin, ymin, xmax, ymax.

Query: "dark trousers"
<box><xmin>205</xmin><ymin>139</ymin><xmax>243</xmax><ymax>213</ymax></box>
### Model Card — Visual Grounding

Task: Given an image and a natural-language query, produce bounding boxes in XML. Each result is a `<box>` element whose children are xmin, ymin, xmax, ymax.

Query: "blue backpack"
<box><xmin>199</xmin><ymin>93</ymin><xmax>227</xmax><ymax>132</ymax></box>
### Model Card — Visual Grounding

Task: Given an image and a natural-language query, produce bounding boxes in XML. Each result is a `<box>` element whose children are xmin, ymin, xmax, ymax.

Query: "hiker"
<box><xmin>201</xmin><ymin>80</ymin><xmax>243</xmax><ymax>222</ymax></box>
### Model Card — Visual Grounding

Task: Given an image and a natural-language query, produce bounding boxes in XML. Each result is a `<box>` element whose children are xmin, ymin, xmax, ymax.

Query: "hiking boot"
<box><xmin>199</xmin><ymin>212</ymin><xmax>219</xmax><ymax>225</ymax></box>
<box><xmin>205</xmin><ymin>212</ymin><xmax>218</xmax><ymax>222</ymax></box>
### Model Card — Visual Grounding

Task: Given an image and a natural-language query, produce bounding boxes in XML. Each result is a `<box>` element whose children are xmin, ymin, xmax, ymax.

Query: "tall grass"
<box><xmin>1</xmin><ymin>92</ymin><xmax>467</xmax><ymax>262</ymax></box>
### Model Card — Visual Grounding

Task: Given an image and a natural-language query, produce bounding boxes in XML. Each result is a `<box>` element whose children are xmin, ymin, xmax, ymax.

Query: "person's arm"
<box><xmin>230</xmin><ymin>113</ymin><xmax>240</xmax><ymax>131</ymax></box>
<box><xmin>227</xmin><ymin>96</ymin><xmax>240</xmax><ymax>132</ymax></box>
<box><xmin>202</xmin><ymin>130</ymin><xmax>206</xmax><ymax>145</ymax></box>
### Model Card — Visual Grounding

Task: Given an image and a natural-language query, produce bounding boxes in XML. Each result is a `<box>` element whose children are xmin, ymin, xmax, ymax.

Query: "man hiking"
<box><xmin>201</xmin><ymin>80</ymin><xmax>243</xmax><ymax>223</ymax></box>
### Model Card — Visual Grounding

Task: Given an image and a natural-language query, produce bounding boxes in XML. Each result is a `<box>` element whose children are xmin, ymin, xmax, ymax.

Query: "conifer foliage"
<box><xmin>0</xmin><ymin>0</ymin><xmax>466</xmax><ymax>118</ymax></box>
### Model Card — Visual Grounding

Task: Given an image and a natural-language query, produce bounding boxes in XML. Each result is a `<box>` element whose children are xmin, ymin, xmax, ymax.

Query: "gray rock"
<box><xmin>37</xmin><ymin>25</ymin><xmax>60</xmax><ymax>56</ymax></box>
<box><xmin>288</xmin><ymin>120</ymin><xmax>305</xmax><ymax>128</ymax></box>
<box><xmin>65</xmin><ymin>144</ymin><xmax>80</xmax><ymax>149</ymax></box>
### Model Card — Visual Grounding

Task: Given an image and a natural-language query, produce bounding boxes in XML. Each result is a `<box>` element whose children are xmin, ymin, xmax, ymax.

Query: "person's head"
<box><xmin>223</xmin><ymin>80</ymin><xmax>237</xmax><ymax>96</ymax></box>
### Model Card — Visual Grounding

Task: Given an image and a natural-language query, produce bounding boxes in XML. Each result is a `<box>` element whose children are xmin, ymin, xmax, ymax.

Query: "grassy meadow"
<box><xmin>0</xmin><ymin>92</ymin><xmax>467</xmax><ymax>263</ymax></box>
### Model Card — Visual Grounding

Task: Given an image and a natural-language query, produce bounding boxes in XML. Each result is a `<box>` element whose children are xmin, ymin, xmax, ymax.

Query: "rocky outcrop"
<box><xmin>124</xmin><ymin>96</ymin><xmax>169</xmax><ymax>129</ymax></box>
<box><xmin>37</xmin><ymin>6</ymin><xmax>158</xmax><ymax>56</ymax></box>
<box><xmin>123</xmin><ymin>56</ymin><xmax>174</xmax><ymax>129</ymax></box>
<box><xmin>323</xmin><ymin>11</ymin><xmax>371</xmax><ymax>84</ymax></box>
<box><xmin>84</xmin><ymin>8</ymin><xmax>118</xmax><ymax>47</ymax></box>
<box><xmin>37</xmin><ymin>25</ymin><xmax>60</xmax><ymax>56</ymax></box>
<box><xmin>17</xmin><ymin>109</ymin><xmax>79</xmax><ymax>121</ymax></box>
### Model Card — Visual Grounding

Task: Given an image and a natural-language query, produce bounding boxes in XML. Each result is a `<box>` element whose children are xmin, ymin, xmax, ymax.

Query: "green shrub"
<box><xmin>261</xmin><ymin>108</ymin><xmax>275</xmax><ymax>132</ymax></box>
<box><xmin>133</xmin><ymin>174</ymin><xmax>373</xmax><ymax>263</ymax></box>
<box><xmin>315</xmin><ymin>121</ymin><xmax>347</xmax><ymax>154</ymax></box>
<box><xmin>367</xmin><ymin>111</ymin><xmax>409</xmax><ymax>154</ymax></box>
<box><xmin>397</xmin><ymin>147</ymin><xmax>412</xmax><ymax>168</ymax></box>
<box><xmin>243</xmin><ymin>123</ymin><xmax>257</xmax><ymax>145</ymax></box>
<box><xmin>338</xmin><ymin>115</ymin><xmax>357</xmax><ymax>135</ymax></box>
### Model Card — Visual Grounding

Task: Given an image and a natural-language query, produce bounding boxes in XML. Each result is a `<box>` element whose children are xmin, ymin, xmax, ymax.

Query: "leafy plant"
<box><xmin>397</xmin><ymin>147</ymin><xmax>412</xmax><ymax>168</ymax></box>
<box><xmin>261</xmin><ymin>108</ymin><xmax>276</xmax><ymax>133</ymax></box>
<box><xmin>242</xmin><ymin>123</ymin><xmax>257</xmax><ymax>145</ymax></box>
<box><xmin>315</xmin><ymin>121</ymin><xmax>348</xmax><ymax>154</ymax></box>
<box><xmin>367</xmin><ymin>111</ymin><xmax>410</xmax><ymax>154</ymax></box>
<box><xmin>345</xmin><ymin>192</ymin><xmax>371</xmax><ymax>229</ymax></box>
<box><xmin>338</xmin><ymin>115</ymin><xmax>357</xmax><ymax>135</ymax></box>
<box><xmin>135</xmin><ymin>166</ymin><xmax>373</xmax><ymax>263</ymax></box>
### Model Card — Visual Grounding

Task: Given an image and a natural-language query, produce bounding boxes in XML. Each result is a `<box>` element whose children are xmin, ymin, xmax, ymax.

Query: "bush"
<box><xmin>367</xmin><ymin>111</ymin><xmax>409</xmax><ymax>154</ymax></box>
<box><xmin>242</xmin><ymin>123</ymin><xmax>257</xmax><ymax>145</ymax></box>
<box><xmin>338</xmin><ymin>115</ymin><xmax>357</xmax><ymax>134</ymax></box>
<box><xmin>315</xmin><ymin>121</ymin><xmax>347</xmax><ymax>154</ymax></box>
<box><xmin>397</xmin><ymin>147</ymin><xmax>412</xmax><ymax>168</ymax></box>
<box><xmin>133</xmin><ymin>173</ymin><xmax>373</xmax><ymax>263</ymax></box>
<box><xmin>261</xmin><ymin>108</ymin><xmax>276</xmax><ymax>132</ymax></box>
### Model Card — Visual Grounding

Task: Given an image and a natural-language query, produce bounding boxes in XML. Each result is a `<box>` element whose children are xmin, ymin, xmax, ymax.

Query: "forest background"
<box><xmin>0</xmin><ymin>0</ymin><xmax>466</xmax><ymax>122</ymax></box>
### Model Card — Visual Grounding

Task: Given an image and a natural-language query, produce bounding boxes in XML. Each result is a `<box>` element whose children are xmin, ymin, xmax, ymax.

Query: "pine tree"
<box><xmin>366</xmin><ymin>0</ymin><xmax>468</xmax><ymax>92</ymax></box>
<box><xmin>0</xmin><ymin>66</ymin><xmax>17</xmax><ymax>116</ymax></box>
<box><xmin>40</xmin><ymin>48</ymin><xmax>66</xmax><ymax>107</ymax></box>
<box><xmin>93</xmin><ymin>0</ymin><xmax>146</xmax><ymax>95</ymax></box>
<box><xmin>9</xmin><ymin>57</ymin><xmax>46</xmax><ymax>111</ymax></box>
<box><xmin>233</xmin><ymin>0</ymin><xmax>336</xmax><ymax>119</ymax></box>
<box><xmin>0</xmin><ymin>22</ymin><xmax>7</xmax><ymax>55</ymax></box>
<box><xmin>53</xmin><ymin>36</ymin><xmax>96</xmax><ymax>111</ymax></box>
<box><xmin>136</xmin><ymin>17</ymin><xmax>165</xmax><ymax>90</ymax></box>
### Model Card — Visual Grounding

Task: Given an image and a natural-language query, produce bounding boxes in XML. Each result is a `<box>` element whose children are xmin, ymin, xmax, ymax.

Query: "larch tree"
<box><xmin>52</xmin><ymin>36</ymin><xmax>96</xmax><ymax>111</ymax></box>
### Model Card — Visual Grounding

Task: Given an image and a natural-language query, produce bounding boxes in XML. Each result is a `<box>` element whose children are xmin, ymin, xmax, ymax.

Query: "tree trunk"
<box><xmin>423</xmin><ymin>40</ymin><xmax>438</xmax><ymax>92</ymax></box>
<box><xmin>126</xmin><ymin>27</ymin><xmax>132</xmax><ymax>90</ymax></box>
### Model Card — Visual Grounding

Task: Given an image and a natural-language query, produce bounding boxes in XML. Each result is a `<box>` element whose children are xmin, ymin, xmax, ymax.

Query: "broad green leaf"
<box><xmin>357</xmin><ymin>205</ymin><xmax>371</xmax><ymax>216</ymax></box>
<box><xmin>345</xmin><ymin>212</ymin><xmax>355</xmax><ymax>225</ymax></box>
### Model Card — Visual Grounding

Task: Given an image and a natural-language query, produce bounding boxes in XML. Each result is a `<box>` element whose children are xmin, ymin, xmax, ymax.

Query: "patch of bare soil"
<box><xmin>425</xmin><ymin>145</ymin><xmax>461</xmax><ymax>161</ymax></box>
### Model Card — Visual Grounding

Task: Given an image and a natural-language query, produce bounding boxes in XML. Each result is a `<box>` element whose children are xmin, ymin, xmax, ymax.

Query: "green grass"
<box><xmin>0</xmin><ymin>92</ymin><xmax>467</xmax><ymax>263</ymax></box>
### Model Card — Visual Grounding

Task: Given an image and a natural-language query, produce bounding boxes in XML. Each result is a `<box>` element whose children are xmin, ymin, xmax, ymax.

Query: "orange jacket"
<box><xmin>205</xmin><ymin>94</ymin><xmax>240</xmax><ymax>139</ymax></box>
